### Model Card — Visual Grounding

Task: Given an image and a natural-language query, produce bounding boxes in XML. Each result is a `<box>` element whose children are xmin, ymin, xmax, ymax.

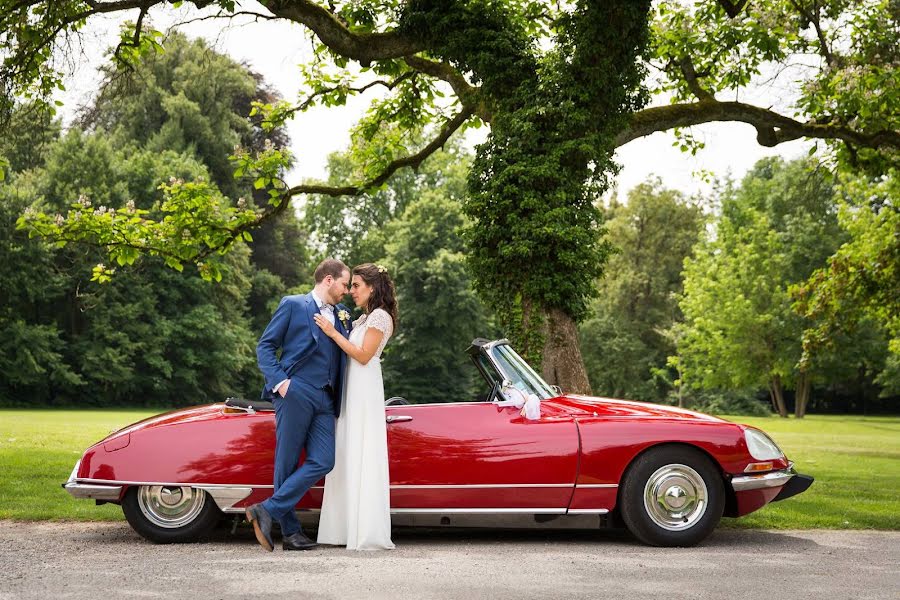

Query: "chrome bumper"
<box><xmin>62</xmin><ymin>460</ymin><xmax>123</xmax><ymax>502</ymax></box>
<box><xmin>731</xmin><ymin>466</ymin><xmax>796</xmax><ymax>492</ymax></box>
<box><xmin>63</xmin><ymin>481</ymin><xmax>124</xmax><ymax>501</ymax></box>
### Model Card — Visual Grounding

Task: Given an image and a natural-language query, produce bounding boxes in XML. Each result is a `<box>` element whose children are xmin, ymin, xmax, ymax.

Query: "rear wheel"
<box><xmin>122</xmin><ymin>485</ymin><xmax>221</xmax><ymax>543</ymax></box>
<box><xmin>619</xmin><ymin>445</ymin><xmax>724</xmax><ymax>547</ymax></box>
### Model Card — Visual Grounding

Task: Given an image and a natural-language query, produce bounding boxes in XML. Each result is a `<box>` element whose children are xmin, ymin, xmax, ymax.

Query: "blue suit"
<box><xmin>256</xmin><ymin>293</ymin><xmax>350</xmax><ymax>536</ymax></box>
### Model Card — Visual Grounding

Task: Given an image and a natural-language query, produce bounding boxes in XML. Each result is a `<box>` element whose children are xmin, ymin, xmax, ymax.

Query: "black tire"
<box><xmin>619</xmin><ymin>445</ymin><xmax>724</xmax><ymax>547</ymax></box>
<box><xmin>122</xmin><ymin>486</ymin><xmax>221</xmax><ymax>543</ymax></box>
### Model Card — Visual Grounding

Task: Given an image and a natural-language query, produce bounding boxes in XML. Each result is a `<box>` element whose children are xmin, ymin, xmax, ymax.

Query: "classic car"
<box><xmin>63</xmin><ymin>338</ymin><xmax>813</xmax><ymax>547</ymax></box>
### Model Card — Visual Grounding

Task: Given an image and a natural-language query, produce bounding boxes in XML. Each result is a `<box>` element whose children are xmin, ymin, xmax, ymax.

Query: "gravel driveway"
<box><xmin>1</xmin><ymin>522</ymin><xmax>897</xmax><ymax>599</ymax></box>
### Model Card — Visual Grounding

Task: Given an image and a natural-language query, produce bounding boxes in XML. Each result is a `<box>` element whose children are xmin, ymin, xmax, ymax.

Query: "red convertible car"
<box><xmin>64</xmin><ymin>339</ymin><xmax>812</xmax><ymax>547</ymax></box>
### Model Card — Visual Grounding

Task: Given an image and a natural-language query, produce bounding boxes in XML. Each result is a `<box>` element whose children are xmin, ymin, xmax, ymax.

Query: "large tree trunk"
<box><xmin>768</xmin><ymin>375</ymin><xmax>788</xmax><ymax>417</ymax></box>
<box><xmin>540</xmin><ymin>306</ymin><xmax>592</xmax><ymax>395</ymax></box>
<box><xmin>795</xmin><ymin>370</ymin><xmax>811</xmax><ymax>419</ymax></box>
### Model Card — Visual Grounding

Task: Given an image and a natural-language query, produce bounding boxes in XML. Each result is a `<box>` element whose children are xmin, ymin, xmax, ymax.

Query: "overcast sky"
<box><xmin>58</xmin><ymin>3</ymin><xmax>811</xmax><ymax>203</ymax></box>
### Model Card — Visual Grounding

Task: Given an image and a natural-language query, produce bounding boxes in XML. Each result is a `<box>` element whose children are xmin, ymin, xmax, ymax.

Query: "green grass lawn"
<box><xmin>1</xmin><ymin>409</ymin><xmax>898</xmax><ymax>528</ymax></box>
<box><xmin>718</xmin><ymin>414</ymin><xmax>899</xmax><ymax>530</ymax></box>
<box><xmin>0</xmin><ymin>409</ymin><xmax>159</xmax><ymax>521</ymax></box>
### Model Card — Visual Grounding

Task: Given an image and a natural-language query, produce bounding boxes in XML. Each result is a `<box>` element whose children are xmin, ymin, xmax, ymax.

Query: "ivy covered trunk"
<box><xmin>402</xmin><ymin>0</ymin><xmax>652</xmax><ymax>390</ymax></box>
<box><xmin>540</xmin><ymin>306</ymin><xmax>592</xmax><ymax>394</ymax></box>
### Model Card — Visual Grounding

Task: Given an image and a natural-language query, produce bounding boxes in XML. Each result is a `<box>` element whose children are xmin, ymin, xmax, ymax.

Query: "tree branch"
<box><xmin>677</xmin><ymin>56</ymin><xmax>715</xmax><ymax>102</ymax></box>
<box><xmin>284</xmin><ymin>71</ymin><xmax>416</xmax><ymax>120</ymax></box>
<box><xmin>112</xmin><ymin>2</ymin><xmax>151</xmax><ymax>64</ymax></box>
<box><xmin>191</xmin><ymin>107</ymin><xmax>476</xmax><ymax>260</ymax></box>
<box><xmin>286</xmin><ymin>106</ymin><xmax>474</xmax><ymax>197</ymax></box>
<box><xmin>403</xmin><ymin>55</ymin><xmax>492</xmax><ymax>122</ymax></box>
<box><xmin>616</xmin><ymin>100</ymin><xmax>900</xmax><ymax>150</ymax></box>
<box><xmin>788</xmin><ymin>0</ymin><xmax>836</xmax><ymax>66</ymax></box>
<box><xmin>260</xmin><ymin>0</ymin><xmax>423</xmax><ymax>65</ymax></box>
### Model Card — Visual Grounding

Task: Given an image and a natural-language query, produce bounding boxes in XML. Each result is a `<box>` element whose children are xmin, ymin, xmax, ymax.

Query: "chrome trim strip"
<box><xmin>481</xmin><ymin>339</ymin><xmax>511</xmax><ymax>352</ymax></box>
<box><xmin>223</xmin><ymin>507</ymin><xmax>595</xmax><ymax>516</ymax></box>
<box><xmin>389</xmin><ymin>508</ymin><xmax>567</xmax><ymax>514</ymax></box>
<box><xmin>76</xmin><ymin>478</ymin><xmax>278</xmax><ymax>489</ymax></box>
<box><xmin>731</xmin><ymin>468</ymin><xmax>795</xmax><ymax>492</ymax></box>
<box><xmin>575</xmin><ymin>484</ymin><xmax>618</xmax><ymax>489</ymax></box>
<box><xmin>64</xmin><ymin>482</ymin><xmax>123</xmax><ymax>502</ymax></box>
<box><xmin>391</xmin><ymin>484</ymin><xmax>573</xmax><ymax>489</ymax></box>
<box><xmin>75</xmin><ymin>479</ymin><xmax>580</xmax><ymax>491</ymax></box>
<box><xmin>196</xmin><ymin>486</ymin><xmax>253</xmax><ymax>511</ymax></box>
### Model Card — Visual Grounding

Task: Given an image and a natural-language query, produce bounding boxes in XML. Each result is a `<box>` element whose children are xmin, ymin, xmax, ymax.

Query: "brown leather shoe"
<box><xmin>245</xmin><ymin>504</ymin><xmax>274</xmax><ymax>552</ymax></box>
<box><xmin>282</xmin><ymin>531</ymin><xmax>317</xmax><ymax>551</ymax></box>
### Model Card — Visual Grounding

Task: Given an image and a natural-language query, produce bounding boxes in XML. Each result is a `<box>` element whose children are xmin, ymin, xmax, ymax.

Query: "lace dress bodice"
<box><xmin>351</xmin><ymin>308</ymin><xmax>393</xmax><ymax>358</ymax></box>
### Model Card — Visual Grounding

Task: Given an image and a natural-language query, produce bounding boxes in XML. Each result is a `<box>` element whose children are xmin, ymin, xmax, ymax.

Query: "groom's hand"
<box><xmin>276</xmin><ymin>380</ymin><xmax>290</xmax><ymax>398</ymax></box>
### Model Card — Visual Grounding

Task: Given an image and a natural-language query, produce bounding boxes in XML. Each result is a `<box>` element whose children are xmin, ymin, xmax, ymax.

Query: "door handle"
<box><xmin>386</xmin><ymin>415</ymin><xmax>413</xmax><ymax>424</ymax></box>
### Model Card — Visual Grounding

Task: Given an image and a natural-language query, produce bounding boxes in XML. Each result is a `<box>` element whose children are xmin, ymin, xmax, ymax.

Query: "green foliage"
<box><xmin>792</xmin><ymin>169</ymin><xmax>900</xmax><ymax>394</ymax></box>
<box><xmin>677</xmin><ymin>388</ymin><xmax>771</xmax><ymax>416</ymax></box>
<box><xmin>0</xmin><ymin>34</ymin><xmax>302</xmax><ymax>407</ymax></box>
<box><xmin>653</xmin><ymin>0</ymin><xmax>793</xmax><ymax>100</ymax></box>
<box><xmin>0</xmin><ymin>102</ymin><xmax>60</xmax><ymax>173</ymax></box>
<box><xmin>17</xmin><ymin>174</ymin><xmax>260</xmax><ymax>282</ymax></box>
<box><xmin>676</xmin><ymin>157</ymin><xmax>893</xmax><ymax>409</ymax></box>
<box><xmin>652</xmin><ymin>0</ymin><xmax>900</xmax><ymax>171</ymax></box>
<box><xmin>580</xmin><ymin>179</ymin><xmax>704</xmax><ymax>401</ymax></box>
<box><xmin>305</xmin><ymin>139</ymin><xmax>471</xmax><ymax>265</ymax></box>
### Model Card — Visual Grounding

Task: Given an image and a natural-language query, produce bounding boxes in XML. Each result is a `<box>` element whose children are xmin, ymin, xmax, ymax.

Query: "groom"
<box><xmin>247</xmin><ymin>258</ymin><xmax>352</xmax><ymax>551</ymax></box>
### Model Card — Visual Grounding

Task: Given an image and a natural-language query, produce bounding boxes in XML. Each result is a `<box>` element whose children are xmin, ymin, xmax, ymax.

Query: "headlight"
<box><xmin>743</xmin><ymin>428</ymin><xmax>784</xmax><ymax>461</ymax></box>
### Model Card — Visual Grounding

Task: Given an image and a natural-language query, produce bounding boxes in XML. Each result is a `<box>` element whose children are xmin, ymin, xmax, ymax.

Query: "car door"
<box><xmin>385</xmin><ymin>400</ymin><xmax>579</xmax><ymax>512</ymax></box>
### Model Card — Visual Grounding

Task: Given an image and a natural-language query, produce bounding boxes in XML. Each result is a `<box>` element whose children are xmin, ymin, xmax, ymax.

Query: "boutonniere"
<box><xmin>337</xmin><ymin>309</ymin><xmax>351</xmax><ymax>328</ymax></box>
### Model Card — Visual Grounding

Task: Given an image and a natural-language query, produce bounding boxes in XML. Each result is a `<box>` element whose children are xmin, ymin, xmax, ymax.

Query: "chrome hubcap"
<box><xmin>137</xmin><ymin>486</ymin><xmax>206</xmax><ymax>529</ymax></box>
<box><xmin>643</xmin><ymin>464</ymin><xmax>708</xmax><ymax>531</ymax></box>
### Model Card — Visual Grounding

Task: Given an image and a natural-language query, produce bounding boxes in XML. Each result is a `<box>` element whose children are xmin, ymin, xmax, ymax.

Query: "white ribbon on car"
<box><xmin>496</xmin><ymin>384</ymin><xmax>541</xmax><ymax>420</ymax></box>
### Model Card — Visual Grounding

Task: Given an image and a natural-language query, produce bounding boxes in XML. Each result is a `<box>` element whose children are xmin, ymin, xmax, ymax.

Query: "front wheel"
<box><xmin>619</xmin><ymin>445</ymin><xmax>724</xmax><ymax>547</ymax></box>
<box><xmin>122</xmin><ymin>485</ymin><xmax>221</xmax><ymax>543</ymax></box>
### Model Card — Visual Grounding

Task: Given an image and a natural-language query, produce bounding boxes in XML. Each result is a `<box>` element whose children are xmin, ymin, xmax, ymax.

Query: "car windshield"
<box><xmin>488</xmin><ymin>344</ymin><xmax>556</xmax><ymax>400</ymax></box>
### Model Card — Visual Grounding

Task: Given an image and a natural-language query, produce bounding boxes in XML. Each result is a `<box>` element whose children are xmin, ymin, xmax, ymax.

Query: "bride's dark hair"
<box><xmin>353</xmin><ymin>263</ymin><xmax>398</xmax><ymax>328</ymax></box>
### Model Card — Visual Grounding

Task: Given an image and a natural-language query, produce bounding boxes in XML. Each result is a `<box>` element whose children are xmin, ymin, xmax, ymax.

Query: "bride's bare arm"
<box><xmin>313</xmin><ymin>314</ymin><xmax>384</xmax><ymax>365</ymax></box>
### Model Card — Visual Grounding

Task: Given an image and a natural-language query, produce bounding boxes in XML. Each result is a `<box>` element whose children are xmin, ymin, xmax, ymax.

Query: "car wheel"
<box><xmin>619</xmin><ymin>445</ymin><xmax>724</xmax><ymax>547</ymax></box>
<box><xmin>122</xmin><ymin>485</ymin><xmax>221</xmax><ymax>543</ymax></box>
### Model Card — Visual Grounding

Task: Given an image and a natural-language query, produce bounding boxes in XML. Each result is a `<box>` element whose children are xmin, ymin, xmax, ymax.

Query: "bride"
<box><xmin>312</xmin><ymin>263</ymin><xmax>397</xmax><ymax>551</ymax></box>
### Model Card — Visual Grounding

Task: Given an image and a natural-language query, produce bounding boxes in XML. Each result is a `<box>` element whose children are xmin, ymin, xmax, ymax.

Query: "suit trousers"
<box><xmin>262</xmin><ymin>378</ymin><xmax>336</xmax><ymax>536</ymax></box>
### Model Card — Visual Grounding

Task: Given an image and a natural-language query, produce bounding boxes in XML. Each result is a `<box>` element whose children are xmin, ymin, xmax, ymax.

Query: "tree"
<box><xmin>792</xmin><ymin>168</ymin><xmax>900</xmax><ymax>398</ymax></box>
<box><xmin>0</xmin><ymin>36</ymin><xmax>315</xmax><ymax>406</ymax></box>
<box><xmin>580</xmin><ymin>179</ymin><xmax>704</xmax><ymax>402</ymax></box>
<box><xmin>0</xmin><ymin>125</ymin><xmax>263</xmax><ymax>406</ymax></box>
<box><xmin>5</xmin><ymin>0</ymin><xmax>899</xmax><ymax>392</ymax></box>
<box><xmin>0</xmin><ymin>171</ymin><xmax>82</xmax><ymax>405</ymax></box>
<box><xmin>675</xmin><ymin>157</ymin><xmax>883</xmax><ymax>417</ymax></box>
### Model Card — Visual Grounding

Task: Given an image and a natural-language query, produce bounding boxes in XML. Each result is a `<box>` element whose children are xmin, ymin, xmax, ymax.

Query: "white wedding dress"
<box><xmin>317</xmin><ymin>308</ymin><xmax>395</xmax><ymax>550</ymax></box>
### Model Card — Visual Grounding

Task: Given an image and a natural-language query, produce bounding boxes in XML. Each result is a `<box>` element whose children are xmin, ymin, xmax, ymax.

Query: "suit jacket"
<box><xmin>256</xmin><ymin>292</ymin><xmax>351</xmax><ymax>416</ymax></box>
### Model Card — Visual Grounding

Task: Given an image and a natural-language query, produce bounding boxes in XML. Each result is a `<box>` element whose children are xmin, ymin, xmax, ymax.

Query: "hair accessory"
<box><xmin>377</xmin><ymin>264</ymin><xmax>387</xmax><ymax>274</ymax></box>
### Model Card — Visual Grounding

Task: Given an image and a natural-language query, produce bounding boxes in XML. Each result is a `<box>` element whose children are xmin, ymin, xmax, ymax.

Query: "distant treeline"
<box><xmin>1</xmin><ymin>34</ymin><xmax>895</xmax><ymax>414</ymax></box>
